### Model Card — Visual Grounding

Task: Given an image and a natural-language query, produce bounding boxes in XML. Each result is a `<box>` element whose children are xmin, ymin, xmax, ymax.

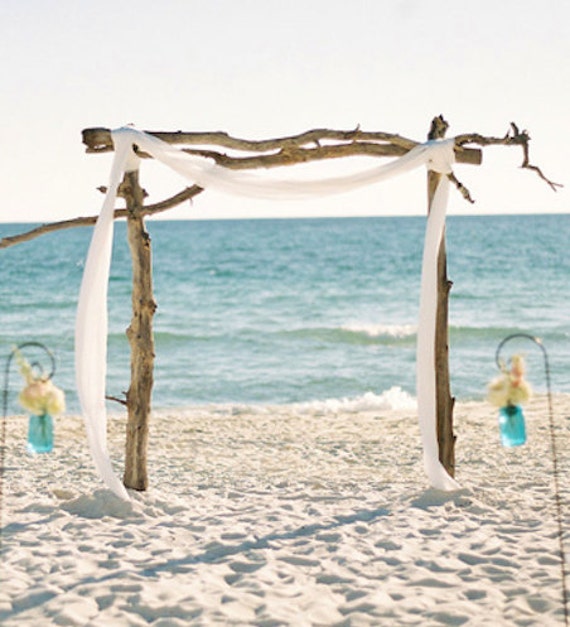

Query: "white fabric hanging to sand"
<box><xmin>74</xmin><ymin>139</ymin><xmax>140</xmax><ymax>502</ymax></box>
<box><xmin>416</xmin><ymin>177</ymin><xmax>461</xmax><ymax>490</ymax></box>
<box><xmin>75</xmin><ymin>126</ymin><xmax>459</xmax><ymax>500</ymax></box>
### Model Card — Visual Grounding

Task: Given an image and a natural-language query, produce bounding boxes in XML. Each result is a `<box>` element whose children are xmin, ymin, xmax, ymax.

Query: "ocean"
<box><xmin>1</xmin><ymin>214</ymin><xmax>568</xmax><ymax>414</ymax></box>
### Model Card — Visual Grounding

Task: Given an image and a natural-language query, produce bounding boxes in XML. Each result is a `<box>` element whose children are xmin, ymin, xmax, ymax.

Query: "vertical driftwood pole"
<box><xmin>427</xmin><ymin>115</ymin><xmax>456</xmax><ymax>476</ymax></box>
<box><xmin>122</xmin><ymin>170</ymin><xmax>156</xmax><ymax>490</ymax></box>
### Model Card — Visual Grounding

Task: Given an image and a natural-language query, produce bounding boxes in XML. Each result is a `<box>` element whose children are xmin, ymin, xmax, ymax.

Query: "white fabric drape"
<box><xmin>75</xmin><ymin>127</ymin><xmax>459</xmax><ymax>499</ymax></box>
<box><xmin>416</xmin><ymin>177</ymin><xmax>461</xmax><ymax>491</ymax></box>
<box><xmin>75</xmin><ymin>139</ymin><xmax>140</xmax><ymax>502</ymax></box>
<box><xmin>111</xmin><ymin>127</ymin><xmax>453</xmax><ymax>199</ymax></box>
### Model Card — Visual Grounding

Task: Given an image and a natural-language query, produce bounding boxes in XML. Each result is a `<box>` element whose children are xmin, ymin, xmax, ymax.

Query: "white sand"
<box><xmin>1</xmin><ymin>396</ymin><xmax>569</xmax><ymax>626</ymax></box>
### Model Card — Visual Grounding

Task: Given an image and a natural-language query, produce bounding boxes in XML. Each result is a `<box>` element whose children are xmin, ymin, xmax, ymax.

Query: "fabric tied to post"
<box><xmin>75</xmin><ymin>127</ymin><xmax>459</xmax><ymax>499</ymax></box>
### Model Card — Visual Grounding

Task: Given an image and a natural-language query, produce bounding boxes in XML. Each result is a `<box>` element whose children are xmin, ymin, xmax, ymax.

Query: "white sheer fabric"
<box><xmin>74</xmin><ymin>139</ymin><xmax>137</xmax><ymax>501</ymax></box>
<box><xmin>113</xmin><ymin>126</ymin><xmax>454</xmax><ymax>198</ymax></box>
<box><xmin>75</xmin><ymin>127</ymin><xmax>459</xmax><ymax>499</ymax></box>
<box><xmin>416</xmin><ymin>177</ymin><xmax>461</xmax><ymax>491</ymax></box>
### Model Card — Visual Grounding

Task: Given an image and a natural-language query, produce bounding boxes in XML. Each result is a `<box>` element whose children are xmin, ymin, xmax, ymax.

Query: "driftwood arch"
<box><xmin>1</xmin><ymin>116</ymin><xmax>559</xmax><ymax>491</ymax></box>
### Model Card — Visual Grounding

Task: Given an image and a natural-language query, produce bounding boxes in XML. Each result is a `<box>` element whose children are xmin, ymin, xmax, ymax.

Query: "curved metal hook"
<box><xmin>495</xmin><ymin>332</ymin><xmax>547</xmax><ymax>371</ymax></box>
<box><xmin>494</xmin><ymin>333</ymin><xmax>567</xmax><ymax>625</ymax></box>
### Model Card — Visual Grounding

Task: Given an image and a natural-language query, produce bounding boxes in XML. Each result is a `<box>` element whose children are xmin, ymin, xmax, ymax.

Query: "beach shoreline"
<box><xmin>1</xmin><ymin>396</ymin><xmax>569</xmax><ymax>625</ymax></box>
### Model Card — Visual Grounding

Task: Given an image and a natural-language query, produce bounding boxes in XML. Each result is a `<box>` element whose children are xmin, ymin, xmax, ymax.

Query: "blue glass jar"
<box><xmin>27</xmin><ymin>413</ymin><xmax>54</xmax><ymax>453</ymax></box>
<box><xmin>498</xmin><ymin>404</ymin><xmax>526</xmax><ymax>447</ymax></box>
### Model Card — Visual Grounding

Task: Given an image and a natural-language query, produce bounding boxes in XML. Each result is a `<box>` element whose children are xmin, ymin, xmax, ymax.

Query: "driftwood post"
<box><xmin>121</xmin><ymin>170</ymin><xmax>155</xmax><ymax>490</ymax></box>
<box><xmin>427</xmin><ymin>115</ymin><xmax>456</xmax><ymax>476</ymax></box>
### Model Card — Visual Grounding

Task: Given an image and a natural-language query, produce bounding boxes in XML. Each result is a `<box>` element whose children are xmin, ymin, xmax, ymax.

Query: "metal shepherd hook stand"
<box><xmin>1</xmin><ymin>341</ymin><xmax>57</xmax><ymax>551</ymax></box>
<box><xmin>496</xmin><ymin>333</ymin><xmax>568</xmax><ymax>625</ymax></box>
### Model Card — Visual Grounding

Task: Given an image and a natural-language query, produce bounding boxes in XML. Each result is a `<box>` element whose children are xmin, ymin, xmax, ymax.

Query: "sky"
<box><xmin>1</xmin><ymin>0</ymin><xmax>568</xmax><ymax>224</ymax></box>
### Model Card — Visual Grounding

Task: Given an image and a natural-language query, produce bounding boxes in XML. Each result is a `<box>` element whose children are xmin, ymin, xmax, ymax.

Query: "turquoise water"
<box><xmin>1</xmin><ymin>215</ymin><xmax>568</xmax><ymax>412</ymax></box>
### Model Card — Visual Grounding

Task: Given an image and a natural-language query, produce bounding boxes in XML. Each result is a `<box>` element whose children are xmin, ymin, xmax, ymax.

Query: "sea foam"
<box><xmin>296</xmin><ymin>386</ymin><xmax>417</xmax><ymax>414</ymax></box>
<box><xmin>340</xmin><ymin>322</ymin><xmax>417</xmax><ymax>339</ymax></box>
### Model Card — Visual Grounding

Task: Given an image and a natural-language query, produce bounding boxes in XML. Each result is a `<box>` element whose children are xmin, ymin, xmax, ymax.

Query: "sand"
<box><xmin>1</xmin><ymin>395</ymin><xmax>569</xmax><ymax>626</ymax></box>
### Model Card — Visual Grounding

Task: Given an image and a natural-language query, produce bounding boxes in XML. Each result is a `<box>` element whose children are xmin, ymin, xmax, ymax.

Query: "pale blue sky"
<box><xmin>1</xmin><ymin>0</ymin><xmax>568</xmax><ymax>223</ymax></box>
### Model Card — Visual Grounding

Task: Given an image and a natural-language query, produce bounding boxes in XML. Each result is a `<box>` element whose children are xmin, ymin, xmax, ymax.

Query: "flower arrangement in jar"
<box><xmin>15</xmin><ymin>348</ymin><xmax>65</xmax><ymax>453</ymax></box>
<box><xmin>487</xmin><ymin>354</ymin><xmax>532</xmax><ymax>447</ymax></box>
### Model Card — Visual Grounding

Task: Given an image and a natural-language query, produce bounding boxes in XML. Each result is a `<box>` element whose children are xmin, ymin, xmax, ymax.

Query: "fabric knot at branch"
<box><xmin>425</xmin><ymin>138</ymin><xmax>455</xmax><ymax>175</ymax></box>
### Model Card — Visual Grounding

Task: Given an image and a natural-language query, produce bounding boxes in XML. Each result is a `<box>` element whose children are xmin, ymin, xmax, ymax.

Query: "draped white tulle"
<box><xmin>416</xmin><ymin>177</ymin><xmax>461</xmax><ymax>491</ymax></box>
<box><xmin>108</xmin><ymin>127</ymin><xmax>453</xmax><ymax>199</ymax></box>
<box><xmin>74</xmin><ymin>139</ymin><xmax>138</xmax><ymax>501</ymax></box>
<box><xmin>75</xmin><ymin>127</ymin><xmax>459</xmax><ymax>499</ymax></box>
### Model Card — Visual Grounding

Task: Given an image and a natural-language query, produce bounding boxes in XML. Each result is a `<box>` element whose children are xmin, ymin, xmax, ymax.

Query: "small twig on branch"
<box><xmin>521</xmin><ymin>161</ymin><xmax>562</xmax><ymax>192</ymax></box>
<box><xmin>105</xmin><ymin>394</ymin><xmax>128</xmax><ymax>407</ymax></box>
<box><xmin>456</xmin><ymin>123</ymin><xmax>563</xmax><ymax>193</ymax></box>
<box><xmin>447</xmin><ymin>172</ymin><xmax>475</xmax><ymax>204</ymax></box>
<box><xmin>512</xmin><ymin>125</ymin><xmax>563</xmax><ymax>193</ymax></box>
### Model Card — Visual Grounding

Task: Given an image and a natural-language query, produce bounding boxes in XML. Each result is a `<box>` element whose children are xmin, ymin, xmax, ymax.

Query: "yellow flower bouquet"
<box><xmin>19</xmin><ymin>376</ymin><xmax>66</xmax><ymax>417</ymax></box>
<box><xmin>487</xmin><ymin>354</ymin><xmax>532</xmax><ymax>408</ymax></box>
<box><xmin>15</xmin><ymin>347</ymin><xmax>65</xmax><ymax>453</ymax></box>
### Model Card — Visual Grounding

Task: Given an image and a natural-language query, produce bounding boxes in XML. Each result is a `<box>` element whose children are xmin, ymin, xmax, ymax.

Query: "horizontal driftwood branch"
<box><xmin>0</xmin><ymin>186</ymin><xmax>203</xmax><ymax>249</ymax></box>
<box><xmin>83</xmin><ymin>126</ymin><xmax>418</xmax><ymax>153</ymax></box>
<box><xmin>82</xmin><ymin>126</ymin><xmax>482</xmax><ymax>166</ymax></box>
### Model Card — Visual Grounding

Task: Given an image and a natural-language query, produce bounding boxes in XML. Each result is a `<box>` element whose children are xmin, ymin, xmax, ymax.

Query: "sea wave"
<box><xmin>297</xmin><ymin>387</ymin><xmax>417</xmax><ymax>414</ymax></box>
<box><xmin>207</xmin><ymin>387</ymin><xmax>418</xmax><ymax>417</ymax></box>
<box><xmin>340</xmin><ymin>323</ymin><xmax>416</xmax><ymax>339</ymax></box>
<box><xmin>278</xmin><ymin>323</ymin><xmax>417</xmax><ymax>346</ymax></box>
